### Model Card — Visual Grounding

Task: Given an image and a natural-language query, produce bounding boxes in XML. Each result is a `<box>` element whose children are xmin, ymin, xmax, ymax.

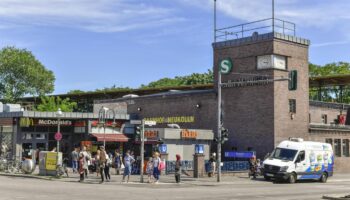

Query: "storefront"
<box><xmin>140</xmin><ymin>128</ymin><xmax>214</xmax><ymax>161</ymax></box>
<box><xmin>0</xmin><ymin>111</ymin><xmax>130</xmax><ymax>161</ymax></box>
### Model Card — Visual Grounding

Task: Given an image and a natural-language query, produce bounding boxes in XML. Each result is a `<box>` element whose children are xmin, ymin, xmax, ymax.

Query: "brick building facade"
<box><xmin>94</xmin><ymin>33</ymin><xmax>350</xmax><ymax>172</ymax></box>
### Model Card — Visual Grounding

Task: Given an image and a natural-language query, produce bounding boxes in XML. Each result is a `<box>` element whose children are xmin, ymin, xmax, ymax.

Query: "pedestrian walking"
<box><xmin>71</xmin><ymin>148</ymin><xmax>79</xmax><ymax>173</ymax></box>
<box><xmin>146</xmin><ymin>157</ymin><xmax>153</xmax><ymax>183</ymax></box>
<box><xmin>175</xmin><ymin>154</ymin><xmax>182</xmax><ymax>183</ymax></box>
<box><xmin>122</xmin><ymin>150</ymin><xmax>135</xmax><ymax>183</ymax></box>
<box><xmin>78</xmin><ymin>153</ymin><xmax>85</xmax><ymax>182</ymax></box>
<box><xmin>99</xmin><ymin>146</ymin><xmax>107</xmax><ymax>183</ymax></box>
<box><xmin>152</xmin><ymin>152</ymin><xmax>161</xmax><ymax>184</ymax></box>
<box><xmin>104</xmin><ymin>152</ymin><xmax>111</xmax><ymax>182</ymax></box>
<box><xmin>95</xmin><ymin>150</ymin><xmax>100</xmax><ymax>177</ymax></box>
<box><xmin>249</xmin><ymin>155</ymin><xmax>258</xmax><ymax>179</ymax></box>
<box><xmin>80</xmin><ymin>146</ymin><xmax>91</xmax><ymax>178</ymax></box>
<box><xmin>208</xmin><ymin>154</ymin><xmax>216</xmax><ymax>177</ymax></box>
<box><xmin>114</xmin><ymin>149</ymin><xmax>122</xmax><ymax>175</ymax></box>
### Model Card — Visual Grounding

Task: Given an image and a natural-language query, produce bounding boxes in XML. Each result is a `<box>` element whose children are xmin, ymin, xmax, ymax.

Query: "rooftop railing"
<box><xmin>215</xmin><ymin>18</ymin><xmax>296</xmax><ymax>42</ymax></box>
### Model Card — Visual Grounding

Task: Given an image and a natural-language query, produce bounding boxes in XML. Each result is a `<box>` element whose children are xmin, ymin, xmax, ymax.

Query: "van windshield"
<box><xmin>271</xmin><ymin>148</ymin><xmax>298</xmax><ymax>161</ymax></box>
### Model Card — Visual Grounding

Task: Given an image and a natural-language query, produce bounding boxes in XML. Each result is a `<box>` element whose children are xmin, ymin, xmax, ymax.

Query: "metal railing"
<box><xmin>310</xmin><ymin>123</ymin><xmax>350</xmax><ymax>131</ymax></box>
<box><xmin>215</xmin><ymin>18</ymin><xmax>296</xmax><ymax>42</ymax></box>
<box><xmin>310</xmin><ymin>100</ymin><xmax>350</xmax><ymax>110</ymax></box>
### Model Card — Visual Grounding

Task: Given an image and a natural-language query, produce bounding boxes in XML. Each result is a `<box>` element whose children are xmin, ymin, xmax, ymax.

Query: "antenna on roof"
<box><xmin>272</xmin><ymin>0</ymin><xmax>275</xmax><ymax>33</ymax></box>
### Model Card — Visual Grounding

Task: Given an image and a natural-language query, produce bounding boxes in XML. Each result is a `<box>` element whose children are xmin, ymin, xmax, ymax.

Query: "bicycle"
<box><xmin>56</xmin><ymin>158</ymin><xmax>69</xmax><ymax>178</ymax></box>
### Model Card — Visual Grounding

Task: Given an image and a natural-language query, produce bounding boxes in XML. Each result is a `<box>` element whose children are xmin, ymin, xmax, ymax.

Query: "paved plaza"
<box><xmin>0</xmin><ymin>172</ymin><xmax>350</xmax><ymax>200</ymax></box>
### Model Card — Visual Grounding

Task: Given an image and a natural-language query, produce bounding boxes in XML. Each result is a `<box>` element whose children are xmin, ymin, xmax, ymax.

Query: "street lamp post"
<box><xmin>56</xmin><ymin>108</ymin><xmax>63</xmax><ymax>175</ymax></box>
<box><xmin>56</xmin><ymin>108</ymin><xmax>63</xmax><ymax>153</ymax></box>
<box><xmin>99</xmin><ymin>106</ymin><xmax>108</xmax><ymax>148</ymax></box>
<box><xmin>98</xmin><ymin>106</ymin><xmax>115</xmax><ymax>148</ymax></box>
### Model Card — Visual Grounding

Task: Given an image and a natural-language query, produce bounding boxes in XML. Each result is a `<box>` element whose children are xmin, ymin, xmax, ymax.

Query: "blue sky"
<box><xmin>0</xmin><ymin>0</ymin><xmax>349</xmax><ymax>94</ymax></box>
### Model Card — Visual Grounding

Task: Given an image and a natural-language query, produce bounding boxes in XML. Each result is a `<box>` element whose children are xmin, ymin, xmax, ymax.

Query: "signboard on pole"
<box><xmin>144</xmin><ymin>120</ymin><xmax>157</xmax><ymax>126</ymax></box>
<box><xmin>54</xmin><ymin>132</ymin><xmax>62</xmax><ymax>141</ymax></box>
<box><xmin>219</xmin><ymin>58</ymin><xmax>233</xmax><ymax>74</ymax></box>
<box><xmin>158</xmin><ymin>144</ymin><xmax>167</xmax><ymax>154</ymax></box>
<box><xmin>130</xmin><ymin>120</ymin><xmax>142</xmax><ymax>125</ymax></box>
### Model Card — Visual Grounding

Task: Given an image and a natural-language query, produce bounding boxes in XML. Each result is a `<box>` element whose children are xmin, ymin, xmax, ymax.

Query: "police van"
<box><xmin>263</xmin><ymin>138</ymin><xmax>334</xmax><ymax>183</ymax></box>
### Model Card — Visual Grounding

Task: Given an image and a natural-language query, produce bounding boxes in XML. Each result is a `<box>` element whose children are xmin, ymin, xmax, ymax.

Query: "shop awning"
<box><xmin>90</xmin><ymin>134</ymin><xmax>130</xmax><ymax>142</ymax></box>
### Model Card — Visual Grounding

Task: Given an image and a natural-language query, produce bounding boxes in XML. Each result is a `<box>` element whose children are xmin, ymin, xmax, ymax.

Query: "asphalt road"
<box><xmin>0</xmin><ymin>173</ymin><xmax>350</xmax><ymax>200</ymax></box>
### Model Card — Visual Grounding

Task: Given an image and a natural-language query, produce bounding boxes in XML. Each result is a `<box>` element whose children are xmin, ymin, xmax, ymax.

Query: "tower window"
<box><xmin>289</xmin><ymin>99</ymin><xmax>296</xmax><ymax>113</ymax></box>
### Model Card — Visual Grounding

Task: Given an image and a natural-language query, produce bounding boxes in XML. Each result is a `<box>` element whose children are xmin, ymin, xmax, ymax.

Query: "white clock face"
<box><xmin>257</xmin><ymin>55</ymin><xmax>272</xmax><ymax>69</ymax></box>
<box><xmin>257</xmin><ymin>55</ymin><xmax>286</xmax><ymax>70</ymax></box>
<box><xmin>273</xmin><ymin>55</ymin><xmax>286</xmax><ymax>70</ymax></box>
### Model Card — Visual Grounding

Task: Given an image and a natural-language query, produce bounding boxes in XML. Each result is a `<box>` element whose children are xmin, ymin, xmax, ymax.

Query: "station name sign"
<box><xmin>221</xmin><ymin>76</ymin><xmax>273</xmax><ymax>88</ymax></box>
<box><xmin>144</xmin><ymin>116</ymin><xmax>195</xmax><ymax>124</ymax></box>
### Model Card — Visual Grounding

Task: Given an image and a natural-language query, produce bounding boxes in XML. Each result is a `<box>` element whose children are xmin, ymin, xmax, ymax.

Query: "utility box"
<box><xmin>39</xmin><ymin>151</ymin><xmax>62</xmax><ymax>176</ymax></box>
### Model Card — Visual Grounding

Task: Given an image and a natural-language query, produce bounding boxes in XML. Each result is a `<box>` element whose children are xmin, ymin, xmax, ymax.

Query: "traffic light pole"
<box><xmin>213</xmin><ymin>0</ymin><xmax>222</xmax><ymax>183</ymax></box>
<box><xmin>140</xmin><ymin>120</ymin><xmax>145</xmax><ymax>183</ymax></box>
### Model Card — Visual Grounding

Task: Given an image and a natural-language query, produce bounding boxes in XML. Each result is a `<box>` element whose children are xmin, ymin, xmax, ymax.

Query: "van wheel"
<box><xmin>320</xmin><ymin>173</ymin><xmax>328</xmax><ymax>183</ymax></box>
<box><xmin>264</xmin><ymin>176</ymin><xmax>271</xmax><ymax>181</ymax></box>
<box><xmin>288</xmin><ymin>173</ymin><xmax>296</xmax><ymax>184</ymax></box>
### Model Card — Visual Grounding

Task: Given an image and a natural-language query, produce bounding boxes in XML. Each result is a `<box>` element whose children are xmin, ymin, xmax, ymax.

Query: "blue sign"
<box><xmin>158</xmin><ymin>144</ymin><xmax>167</xmax><ymax>154</ymax></box>
<box><xmin>224</xmin><ymin>151</ymin><xmax>255</xmax><ymax>158</ymax></box>
<box><xmin>195</xmin><ymin>144</ymin><xmax>204</xmax><ymax>154</ymax></box>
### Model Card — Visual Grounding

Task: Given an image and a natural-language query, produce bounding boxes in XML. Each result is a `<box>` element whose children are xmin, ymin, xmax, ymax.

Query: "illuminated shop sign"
<box><xmin>38</xmin><ymin>119</ymin><xmax>72</xmax><ymax>126</ymax></box>
<box><xmin>144</xmin><ymin>130</ymin><xmax>158</xmax><ymax>138</ymax></box>
<box><xmin>144</xmin><ymin>116</ymin><xmax>195</xmax><ymax>124</ymax></box>
<box><xmin>90</xmin><ymin>120</ymin><xmax>123</xmax><ymax>128</ymax></box>
<box><xmin>181</xmin><ymin>129</ymin><xmax>198</xmax><ymax>139</ymax></box>
<box><xmin>20</xmin><ymin>118</ymin><xmax>72</xmax><ymax>127</ymax></box>
<box><xmin>20</xmin><ymin>118</ymin><xmax>34</xmax><ymax>127</ymax></box>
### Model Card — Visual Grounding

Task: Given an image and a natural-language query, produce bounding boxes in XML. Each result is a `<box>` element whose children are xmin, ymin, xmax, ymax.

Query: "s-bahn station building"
<box><xmin>0</xmin><ymin>19</ymin><xmax>350</xmax><ymax>173</ymax></box>
<box><xmin>95</xmin><ymin>21</ymin><xmax>350</xmax><ymax>172</ymax></box>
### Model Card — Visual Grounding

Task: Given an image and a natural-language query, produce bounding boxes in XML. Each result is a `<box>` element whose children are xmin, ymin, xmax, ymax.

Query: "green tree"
<box><xmin>309</xmin><ymin>62</ymin><xmax>350</xmax><ymax>103</ymax></box>
<box><xmin>0</xmin><ymin>46</ymin><xmax>55</xmax><ymax>103</ymax></box>
<box><xmin>67</xmin><ymin>90</ymin><xmax>85</xmax><ymax>94</ymax></box>
<box><xmin>36</xmin><ymin>96</ymin><xmax>77</xmax><ymax>112</ymax></box>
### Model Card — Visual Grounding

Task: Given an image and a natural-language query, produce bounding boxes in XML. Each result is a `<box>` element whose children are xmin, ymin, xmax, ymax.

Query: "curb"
<box><xmin>0</xmin><ymin>172</ymin><xmax>55</xmax><ymax>181</ymax></box>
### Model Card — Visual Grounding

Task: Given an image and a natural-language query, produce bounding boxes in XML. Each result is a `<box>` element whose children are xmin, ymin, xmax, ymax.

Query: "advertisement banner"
<box><xmin>45</xmin><ymin>152</ymin><xmax>57</xmax><ymax>170</ymax></box>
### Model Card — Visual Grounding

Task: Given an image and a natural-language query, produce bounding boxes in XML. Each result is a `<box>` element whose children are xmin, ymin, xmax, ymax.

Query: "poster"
<box><xmin>46</xmin><ymin>152</ymin><xmax>57</xmax><ymax>170</ymax></box>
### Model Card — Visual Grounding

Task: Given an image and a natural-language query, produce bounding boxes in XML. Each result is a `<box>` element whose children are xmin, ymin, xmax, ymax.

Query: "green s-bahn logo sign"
<box><xmin>219</xmin><ymin>58</ymin><xmax>233</xmax><ymax>74</ymax></box>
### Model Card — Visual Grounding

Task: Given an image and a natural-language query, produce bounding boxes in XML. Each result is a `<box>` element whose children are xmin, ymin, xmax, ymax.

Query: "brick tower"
<box><xmin>213</xmin><ymin>22</ymin><xmax>310</xmax><ymax>158</ymax></box>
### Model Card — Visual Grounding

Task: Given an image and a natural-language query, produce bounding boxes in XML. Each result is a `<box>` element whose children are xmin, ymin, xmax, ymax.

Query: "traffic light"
<box><xmin>288</xmin><ymin>70</ymin><xmax>297</xmax><ymax>91</ymax></box>
<box><xmin>135</xmin><ymin>125</ymin><xmax>142</xmax><ymax>140</ymax></box>
<box><xmin>221</xmin><ymin>127</ymin><xmax>229</xmax><ymax>144</ymax></box>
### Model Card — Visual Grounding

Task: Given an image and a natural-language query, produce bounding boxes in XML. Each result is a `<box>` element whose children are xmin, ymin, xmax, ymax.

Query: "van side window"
<box><xmin>298</xmin><ymin>151</ymin><xmax>305</xmax><ymax>162</ymax></box>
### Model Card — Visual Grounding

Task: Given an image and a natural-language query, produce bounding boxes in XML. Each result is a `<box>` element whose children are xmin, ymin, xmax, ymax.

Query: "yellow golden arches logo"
<box><xmin>20</xmin><ymin>118</ymin><xmax>34</xmax><ymax>127</ymax></box>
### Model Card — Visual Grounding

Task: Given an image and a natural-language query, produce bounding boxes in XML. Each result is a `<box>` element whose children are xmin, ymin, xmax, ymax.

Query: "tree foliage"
<box><xmin>309</xmin><ymin>62</ymin><xmax>350</xmax><ymax>103</ymax></box>
<box><xmin>140</xmin><ymin>70</ymin><xmax>213</xmax><ymax>88</ymax></box>
<box><xmin>0</xmin><ymin>46</ymin><xmax>55</xmax><ymax>103</ymax></box>
<box><xmin>36</xmin><ymin>96</ymin><xmax>77</xmax><ymax>112</ymax></box>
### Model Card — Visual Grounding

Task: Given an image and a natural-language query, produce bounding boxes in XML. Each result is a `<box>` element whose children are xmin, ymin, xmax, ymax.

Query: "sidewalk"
<box><xmin>0</xmin><ymin>169</ymin><xmax>252</xmax><ymax>186</ymax></box>
<box><xmin>2</xmin><ymin>169</ymin><xmax>350</xmax><ymax>187</ymax></box>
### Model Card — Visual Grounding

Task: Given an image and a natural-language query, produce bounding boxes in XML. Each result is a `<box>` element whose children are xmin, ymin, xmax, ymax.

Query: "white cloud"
<box><xmin>313</xmin><ymin>41</ymin><xmax>350</xmax><ymax>48</ymax></box>
<box><xmin>178</xmin><ymin>0</ymin><xmax>350</xmax><ymax>29</ymax></box>
<box><xmin>0</xmin><ymin>0</ymin><xmax>183</xmax><ymax>32</ymax></box>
